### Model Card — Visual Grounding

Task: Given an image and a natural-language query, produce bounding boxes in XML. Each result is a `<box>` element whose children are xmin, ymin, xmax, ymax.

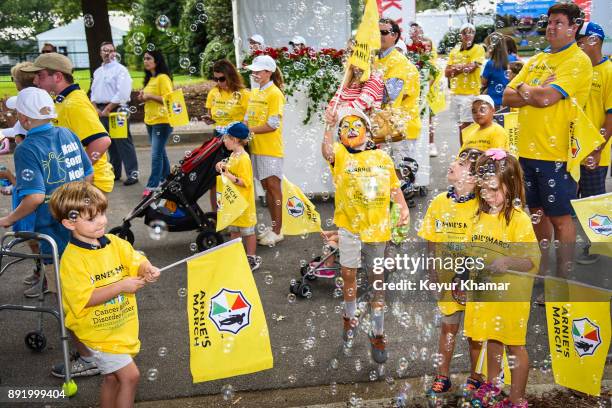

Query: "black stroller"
<box><xmin>109</xmin><ymin>136</ymin><xmax>228</xmax><ymax>251</ymax></box>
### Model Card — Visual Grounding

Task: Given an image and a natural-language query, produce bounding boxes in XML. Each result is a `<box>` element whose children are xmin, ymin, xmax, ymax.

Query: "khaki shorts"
<box><xmin>228</xmin><ymin>225</ymin><xmax>255</xmax><ymax>235</ymax></box>
<box><xmin>338</xmin><ymin>228</ymin><xmax>386</xmax><ymax>270</ymax></box>
<box><xmin>86</xmin><ymin>346</ymin><xmax>133</xmax><ymax>375</ymax></box>
<box><xmin>451</xmin><ymin>94</ymin><xmax>475</xmax><ymax>124</ymax></box>
<box><xmin>379</xmin><ymin>139</ymin><xmax>416</xmax><ymax>169</ymax></box>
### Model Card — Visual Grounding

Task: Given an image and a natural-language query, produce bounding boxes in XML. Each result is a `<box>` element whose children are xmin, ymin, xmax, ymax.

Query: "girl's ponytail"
<box><xmin>271</xmin><ymin>68</ymin><xmax>284</xmax><ymax>91</ymax></box>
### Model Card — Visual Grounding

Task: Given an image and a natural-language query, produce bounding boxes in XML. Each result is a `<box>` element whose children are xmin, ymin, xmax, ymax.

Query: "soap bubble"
<box><xmin>221</xmin><ymin>384</ymin><xmax>234</xmax><ymax>400</ymax></box>
<box><xmin>155</xmin><ymin>15</ymin><xmax>171</xmax><ymax>31</ymax></box>
<box><xmin>189</xmin><ymin>243</ymin><xmax>198</xmax><ymax>252</ymax></box>
<box><xmin>158</xmin><ymin>347</ymin><xmax>168</xmax><ymax>357</ymax></box>
<box><xmin>83</xmin><ymin>14</ymin><xmax>95</xmax><ymax>28</ymax></box>
<box><xmin>179</xmin><ymin>57</ymin><xmax>191</xmax><ymax>69</ymax></box>
<box><xmin>146</xmin><ymin>43</ymin><xmax>155</xmax><ymax>52</ymax></box>
<box><xmin>198</xmin><ymin>14</ymin><xmax>208</xmax><ymax>23</ymax></box>
<box><xmin>148</xmin><ymin>220</ymin><xmax>168</xmax><ymax>240</ymax></box>
<box><xmin>146</xmin><ymin>368</ymin><xmax>158</xmax><ymax>381</ymax></box>
<box><xmin>287</xmin><ymin>293</ymin><xmax>296</xmax><ymax>303</ymax></box>
<box><xmin>178</xmin><ymin>287</ymin><xmax>187</xmax><ymax>297</ymax></box>
<box><xmin>133</xmin><ymin>46</ymin><xmax>143</xmax><ymax>55</ymax></box>
<box><xmin>172</xmin><ymin>134</ymin><xmax>181</xmax><ymax>143</ymax></box>
<box><xmin>132</xmin><ymin>32</ymin><xmax>145</xmax><ymax>45</ymax></box>
<box><xmin>264</xmin><ymin>274</ymin><xmax>273</xmax><ymax>284</ymax></box>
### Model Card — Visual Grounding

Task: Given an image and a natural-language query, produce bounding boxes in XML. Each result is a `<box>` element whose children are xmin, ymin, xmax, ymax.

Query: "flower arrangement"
<box><xmin>241</xmin><ymin>47</ymin><xmax>346</xmax><ymax>124</ymax></box>
<box><xmin>406</xmin><ymin>41</ymin><xmax>439</xmax><ymax>79</ymax></box>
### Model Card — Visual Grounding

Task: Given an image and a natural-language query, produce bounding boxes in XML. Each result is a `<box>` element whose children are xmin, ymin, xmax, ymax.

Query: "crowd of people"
<box><xmin>0</xmin><ymin>2</ymin><xmax>610</xmax><ymax>407</ymax></box>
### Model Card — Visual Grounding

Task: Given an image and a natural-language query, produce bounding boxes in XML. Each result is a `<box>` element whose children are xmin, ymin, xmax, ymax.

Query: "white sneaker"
<box><xmin>429</xmin><ymin>143</ymin><xmax>438</xmax><ymax>157</ymax></box>
<box><xmin>247</xmin><ymin>255</ymin><xmax>262</xmax><ymax>272</ymax></box>
<box><xmin>256</xmin><ymin>226</ymin><xmax>271</xmax><ymax>240</ymax></box>
<box><xmin>257</xmin><ymin>230</ymin><xmax>284</xmax><ymax>246</ymax></box>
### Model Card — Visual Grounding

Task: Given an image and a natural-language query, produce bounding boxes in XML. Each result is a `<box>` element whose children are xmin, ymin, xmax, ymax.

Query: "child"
<box><xmin>215</xmin><ymin>122</ymin><xmax>260</xmax><ymax>271</ymax></box>
<box><xmin>464</xmin><ymin>149</ymin><xmax>539</xmax><ymax>408</ymax></box>
<box><xmin>322</xmin><ymin>107</ymin><xmax>410</xmax><ymax>364</ymax></box>
<box><xmin>507</xmin><ymin>61</ymin><xmax>524</xmax><ymax>82</ymax></box>
<box><xmin>460</xmin><ymin>95</ymin><xmax>509</xmax><ymax>153</ymax></box>
<box><xmin>418</xmin><ymin>148</ymin><xmax>485</xmax><ymax>396</ymax></box>
<box><xmin>49</xmin><ymin>181</ymin><xmax>160</xmax><ymax>408</ymax></box>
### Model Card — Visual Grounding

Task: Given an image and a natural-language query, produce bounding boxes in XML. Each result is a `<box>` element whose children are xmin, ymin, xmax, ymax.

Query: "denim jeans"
<box><xmin>146</xmin><ymin>124</ymin><xmax>172</xmax><ymax>188</ymax></box>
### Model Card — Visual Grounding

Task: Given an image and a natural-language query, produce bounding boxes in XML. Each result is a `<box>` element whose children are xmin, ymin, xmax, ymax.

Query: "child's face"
<box><xmin>338</xmin><ymin>115</ymin><xmax>367</xmax><ymax>148</ymax></box>
<box><xmin>222</xmin><ymin>135</ymin><xmax>241</xmax><ymax>151</ymax></box>
<box><xmin>472</xmin><ymin>101</ymin><xmax>494</xmax><ymax>126</ymax></box>
<box><xmin>70</xmin><ymin>211</ymin><xmax>108</xmax><ymax>240</ymax></box>
<box><xmin>481</xmin><ymin>176</ymin><xmax>506</xmax><ymax>213</ymax></box>
<box><xmin>447</xmin><ymin>154</ymin><xmax>475</xmax><ymax>188</ymax></box>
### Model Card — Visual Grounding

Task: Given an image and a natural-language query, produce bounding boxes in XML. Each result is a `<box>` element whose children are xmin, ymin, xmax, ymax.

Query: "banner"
<box><xmin>571</xmin><ymin>192</ymin><xmax>612</xmax><ymax>257</ymax></box>
<box><xmin>348</xmin><ymin>0</ymin><xmax>380</xmax><ymax>81</ymax></box>
<box><xmin>163</xmin><ymin>89</ymin><xmax>190</xmax><ymax>128</ymax></box>
<box><xmin>376</xmin><ymin>0</ymin><xmax>416</xmax><ymax>35</ymax></box>
<box><xmin>187</xmin><ymin>239</ymin><xmax>273</xmax><ymax>382</ymax></box>
<box><xmin>281</xmin><ymin>177</ymin><xmax>322</xmax><ymax>235</ymax></box>
<box><xmin>216</xmin><ymin>175</ymin><xmax>248</xmax><ymax>231</ymax></box>
<box><xmin>567</xmin><ymin>105</ymin><xmax>606</xmax><ymax>182</ymax></box>
<box><xmin>426</xmin><ymin>71</ymin><xmax>446</xmax><ymax>115</ymax></box>
<box><xmin>108</xmin><ymin>112</ymin><xmax>128</xmax><ymax>138</ymax></box>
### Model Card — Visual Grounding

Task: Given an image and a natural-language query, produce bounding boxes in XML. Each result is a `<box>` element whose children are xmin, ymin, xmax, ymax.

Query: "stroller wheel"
<box><xmin>196</xmin><ymin>230</ymin><xmax>223</xmax><ymax>251</ymax></box>
<box><xmin>289</xmin><ymin>280</ymin><xmax>301</xmax><ymax>295</ymax></box>
<box><xmin>299</xmin><ymin>283</ymin><xmax>312</xmax><ymax>298</ymax></box>
<box><xmin>202</xmin><ymin>212</ymin><xmax>217</xmax><ymax>230</ymax></box>
<box><xmin>24</xmin><ymin>330</ymin><xmax>46</xmax><ymax>352</ymax></box>
<box><xmin>419</xmin><ymin>186</ymin><xmax>429</xmax><ymax>197</ymax></box>
<box><xmin>109</xmin><ymin>226</ymin><xmax>135</xmax><ymax>245</ymax></box>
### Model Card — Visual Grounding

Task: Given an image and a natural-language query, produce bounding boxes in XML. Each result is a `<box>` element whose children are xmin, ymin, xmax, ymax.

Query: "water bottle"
<box><xmin>390</xmin><ymin>203</ymin><xmax>410</xmax><ymax>245</ymax></box>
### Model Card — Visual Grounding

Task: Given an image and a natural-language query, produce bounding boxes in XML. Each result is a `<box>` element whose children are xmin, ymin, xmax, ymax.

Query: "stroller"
<box><xmin>290</xmin><ymin>245</ymin><xmax>341</xmax><ymax>298</ymax></box>
<box><xmin>109</xmin><ymin>136</ymin><xmax>228</xmax><ymax>251</ymax></box>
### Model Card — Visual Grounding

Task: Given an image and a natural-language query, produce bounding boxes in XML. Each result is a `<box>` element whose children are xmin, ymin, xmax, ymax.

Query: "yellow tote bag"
<box><xmin>163</xmin><ymin>89</ymin><xmax>190</xmax><ymax>127</ymax></box>
<box><xmin>108</xmin><ymin>112</ymin><xmax>128</xmax><ymax>138</ymax></box>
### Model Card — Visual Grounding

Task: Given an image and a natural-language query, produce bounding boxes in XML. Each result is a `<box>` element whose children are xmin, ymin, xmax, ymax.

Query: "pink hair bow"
<box><xmin>485</xmin><ymin>148</ymin><xmax>507</xmax><ymax>161</ymax></box>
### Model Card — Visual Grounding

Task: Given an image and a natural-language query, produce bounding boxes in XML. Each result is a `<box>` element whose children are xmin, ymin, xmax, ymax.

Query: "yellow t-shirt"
<box><xmin>375</xmin><ymin>49</ymin><xmax>422</xmax><ymax>139</ymax></box>
<box><xmin>331</xmin><ymin>143</ymin><xmax>400</xmax><ymax>242</ymax></box>
<box><xmin>226</xmin><ymin>151</ymin><xmax>256</xmax><ymax>228</ymax></box>
<box><xmin>463</xmin><ymin>210</ymin><xmax>539</xmax><ymax>346</ymax></box>
<box><xmin>584</xmin><ymin>58</ymin><xmax>612</xmax><ymax>166</ymax></box>
<box><xmin>246</xmin><ymin>83</ymin><xmax>285</xmax><ymax>158</ymax></box>
<box><xmin>447</xmin><ymin>44</ymin><xmax>486</xmax><ymax>95</ymax></box>
<box><xmin>508</xmin><ymin>43</ymin><xmax>593</xmax><ymax>161</ymax></box>
<box><xmin>460</xmin><ymin>122</ymin><xmax>509</xmax><ymax>152</ymax></box>
<box><xmin>418</xmin><ymin>192</ymin><xmax>479</xmax><ymax>315</ymax></box>
<box><xmin>143</xmin><ymin>74</ymin><xmax>173</xmax><ymax>125</ymax></box>
<box><xmin>54</xmin><ymin>85</ymin><xmax>115</xmax><ymax>193</ymax></box>
<box><xmin>205</xmin><ymin>87</ymin><xmax>250</xmax><ymax>127</ymax></box>
<box><xmin>60</xmin><ymin>234</ymin><xmax>146</xmax><ymax>355</ymax></box>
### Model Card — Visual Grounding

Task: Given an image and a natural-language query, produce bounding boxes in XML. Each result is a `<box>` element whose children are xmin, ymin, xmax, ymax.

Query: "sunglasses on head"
<box><xmin>380</xmin><ymin>29</ymin><xmax>394</xmax><ymax>36</ymax></box>
<box><xmin>213</xmin><ymin>76</ymin><xmax>226</xmax><ymax>82</ymax></box>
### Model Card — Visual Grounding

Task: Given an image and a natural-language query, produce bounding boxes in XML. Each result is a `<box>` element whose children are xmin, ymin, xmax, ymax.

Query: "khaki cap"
<box><xmin>21</xmin><ymin>53</ymin><xmax>73</xmax><ymax>75</ymax></box>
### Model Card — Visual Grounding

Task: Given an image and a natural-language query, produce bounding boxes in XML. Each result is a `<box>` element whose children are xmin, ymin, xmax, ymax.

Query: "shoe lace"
<box><xmin>464</xmin><ymin>377</ymin><xmax>481</xmax><ymax>391</ymax></box>
<box><xmin>431</xmin><ymin>376</ymin><xmax>449</xmax><ymax>392</ymax></box>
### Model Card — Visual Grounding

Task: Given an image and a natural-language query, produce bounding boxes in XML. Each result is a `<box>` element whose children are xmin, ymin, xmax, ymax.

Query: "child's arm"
<box><xmin>0</xmin><ymin>168</ymin><xmax>16</xmax><ymax>185</ymax></box>
<box><xmin>321</xmin><ymin>109</ymin><xmax>337</xmax><ymax>163</ymax></box>
<box><xmin>138</xmin><ymin>259</ymin><xmax>160</xmax><ymax>283</ymax></box>
<box><xmin>221</xmin><ymin>167</ymin><xmax>246</xmax><ymax>187</ymax></box>
<box><xmin>488</xmin><ymin>256</ymin><xmax>533</xmax><ymax>274</ymax></box>
<box><xmin>85</xmin><ymin>277</ymin><xmax>146</xmax><ymax>307</ymax></box>
<box><xmin>0</xmin><ymin>193</ymin><xmax>44</xmax><ymax>227</ymax></box>
<box><xmin>390</xmin><ymin>187</ymin><xmax>410</xmax><ymax>226</ymax></box>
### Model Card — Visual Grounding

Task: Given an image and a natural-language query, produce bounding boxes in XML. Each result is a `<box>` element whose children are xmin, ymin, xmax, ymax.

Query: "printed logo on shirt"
<box><xmin>588</xmin><ymin>214</ymin><xmax>612</xmax><ymax>236</ymax></box>
<box><xmin>571</xmin><ymin>317</ymin><xmax>602</xmax><ymax>357</ymax></box>
<box><xmin>286</xmin><ymin>196</ymin><xmax>305</xmax><ymax>217</ymax></box>
<box><xmin>172</xmin><ymin>101</ymin><xmax>183</xmax><ymax>114</ymax></box>
<box><xmin>209</xmin><ymin>288</ymin><xmax>251</xmax><ymax>334</ymax></box>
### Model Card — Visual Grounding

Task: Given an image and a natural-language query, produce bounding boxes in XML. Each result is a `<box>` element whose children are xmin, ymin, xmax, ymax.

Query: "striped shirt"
<box><xmin>328</xmin><ymin>73</ymin><xmax>384</xmax><ymax>113</ymax></box>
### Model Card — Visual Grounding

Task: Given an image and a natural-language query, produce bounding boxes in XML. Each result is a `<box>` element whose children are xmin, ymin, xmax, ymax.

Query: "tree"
<box><xmin>0</xmin><ymin>0</ymin><xmax>57</xmax><ymax>44</ymax></box>
<box><xmin>199</xmin><ymin>0</ymin><xmax>233</xmax><ymax>78</ymax></box>
<box><xmin>179</xmin><ymin>0</ymin><xmax>208</xmax><ymax>75</ymax></box>
<box><xmin>81</xmin><ymin>0</ymin><xmax>114</xmax><ymax>77</ymax></box>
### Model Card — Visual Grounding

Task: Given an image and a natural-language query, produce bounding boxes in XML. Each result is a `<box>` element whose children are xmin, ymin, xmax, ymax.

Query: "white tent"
<box><xmin>36</xmin><ymin>17</ymin><xmax>127</xmax><ymax>69</ymax></box>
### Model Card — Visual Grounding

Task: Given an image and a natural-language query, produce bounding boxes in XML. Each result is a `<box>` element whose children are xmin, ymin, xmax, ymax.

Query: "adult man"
<box><xmin>375</xmin><ymin>18</ymin><xmax>421</xmax><ymax>171</ymax></box>
<box><xmin>249</xmin><ymin>34</ymin><xmax>265</xmax><ymax>54</ymax></box>
<box><xmin>90</xmin><ymin>41</ymin><xmax>139</xmax><ymax>186</ymax></box>
<box><xmin>502</xmin><ymin>3</ymin><xmax>593</xmax><ymax>276</ymax></box>
<box><xmin>575</xmin><ymin>22</ymin><xmax>612</xmax><ymax>264</ymax></box>
<box><xmin>445</xmin><ymin>23</ymin><xmax>486</xmax><ymax>145</ymax></box>
<box><xmin>22</xmin><ymin>53</ymin><xmax>114</xmax><ymax>194</ymax></box>
<box><xmin>40</xmin><ymin>43</ymin><xmax>57</xmax><ymax>54</ymax></box>
<box><xmin>289</xmin><ymin>35</ymin><xmax>307</xmax><ymax>53</ymax></box>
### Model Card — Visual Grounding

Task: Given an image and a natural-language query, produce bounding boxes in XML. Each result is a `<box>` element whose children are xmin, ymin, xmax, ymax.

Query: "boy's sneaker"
<box><xmin>258</xmin><ymin>230</ymin><xmax>284</xmax><ymax>247</ymax></box>
<box><xmin>368</xmin><ymin>332</ymin><xmax>388</xmax><ymax>364</ymax></box>
<box><xmin>23</xmin><ymin>281</ymin><xmax>50</xmax><ymax>298</ymax></box>
<box><xmin>51</xmin><ymin>353</ymin><xmax>100</xmax><ymax>378</ymax></box>
<box><xmin>342</xmin><ymin>316</ymin><xmax>359</xmax><ymax>342</ymax></box>
<box><xmin>23</xmin><ymin>270</ymin><xmax>41</xmax><ymax>286</ymax></box>
<box><xmin>492</xmin><ymin>397</ymin><xmax>528</xmax><ymax>408</ymax></box>
<box><xmin>471</xmin><ymin>381</ymin><xmax>502</xmax><ymax>407</ymax></box>
<box><xmin>461</xmin><ymin>376</ymin><xmax>483</xmax><ymax>395</ymax></box>
<box><xmin>427</xmin><ymin>374</ymin><xmax>451</xmax><ymax>395</ymax></box>
<box><xmin>256</xmin><ymin>226</ymin><xmax>271</xmax><ymax>240</ymax></box>
<box><xmin>247</xmin><ymin>255</ymin><xmax>262</xmax><ymax>272</ymax></box>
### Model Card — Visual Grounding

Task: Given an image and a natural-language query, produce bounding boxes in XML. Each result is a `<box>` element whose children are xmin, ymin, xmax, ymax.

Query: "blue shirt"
<box><xmin>14</xmin><ymin>123</ymin><xmax>93</xmax><ymax>257</ymax></box>
<box><xmin>482</xmin><ymin>59</ymin><xmax>511</xmax><ymax>107</ymax></box>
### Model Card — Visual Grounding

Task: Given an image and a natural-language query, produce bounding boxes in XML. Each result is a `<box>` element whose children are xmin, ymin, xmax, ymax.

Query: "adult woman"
<box><xmin>205</xmin><ymin>59</ymin><xmax>250</xmax><ymax>210</ymax></box>
<box><xmin>504</xmin><ymin>35</ymin><xmax>520</xmax><ymax>62</ymax></box>
<box><xmin>245</xmin><ymin>55</ymin><xmax>285</xmax><ymax>247</ymax></box>
<box><xmin>481</xmin><ymin>33</ymin><xmax>510</xmax><ymax>110</ymax></box>
<box><xmin>138</xmin><ymin>51</ymin><xmax>173</xmax><ymax>197</ymax></box>
<box><xmin>326</xmin><ymin>64</ymin><xmax>383</xmax><ymax>114</ymax></box>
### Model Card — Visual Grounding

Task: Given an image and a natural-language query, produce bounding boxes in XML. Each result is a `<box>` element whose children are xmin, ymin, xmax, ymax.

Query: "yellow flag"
<box><xmin>163</xmin><ymin>88</ymin><xmax>190</xmax><ymax>127</ymax></box>
<box><xmin>475</xmin><ymin>341</ymin><xmax>512</xmax><ymax>385</ymax></box>
<box><xmin>571</xmin><ymin>192</ymin><xmax>612</xmax><ymax>257</ymax></box>
<box><xmin>216</xmin><ymin>175</ymin><xmax>248</xmax><ymax>231</ymax></box>
<box><xmin>545</xmin><ymin>296</ymin><xmax>611</xmax><ymax>396</ymax></box>
<box><xmin>426</xmin><ymin>71</ymin><xmax>446</xmax><ymax>115</ymax></box>
<box><xmin>281</xmin><ymin>176</ymin><xmax>322</xmax><ymax>235</ymax></box>
<box><xmin>567</xmin><ymin>105</ymin><xmax>606</xmax><ymax>182</ymax></box>
<box><xmin>347</xmin><ymin>0</ymin><xmax>380</xmax><ymax>81</ymax></box>
<box><xmin>502</xmin><ymin>111</ymin><xmax>519</xmax><ymax>157</ymax></box>
<box><xmin>108</xmin><ymin>112</ymin><xmax>128</xmax><ymax>138</ymax></box>
<box><xmin>187</xmin><ymin>239</ymin><xmax>273</xmax><ymax>382</ymax></box>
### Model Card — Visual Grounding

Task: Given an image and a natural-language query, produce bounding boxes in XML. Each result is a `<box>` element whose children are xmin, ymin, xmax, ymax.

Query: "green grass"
<box><xmin>0</xmin><ymin>68</ymin><xmax>203</xmax><ymax>97</ymax></box>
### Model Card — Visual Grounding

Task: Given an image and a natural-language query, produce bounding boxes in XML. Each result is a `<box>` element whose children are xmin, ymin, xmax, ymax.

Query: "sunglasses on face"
<box><xmin>41</xmin><ymin>50</ymin><xmax>54</xmax><ymax>54</ymax></box>
<box><xmin>380</xmin><ymin>30</ymin><xmax>394</xmax><ymax>36</ymax></box>
<box><xmin>213</xmin><ymin>76</ymin><xmax>226</xmax><ymax>82</ymax></box>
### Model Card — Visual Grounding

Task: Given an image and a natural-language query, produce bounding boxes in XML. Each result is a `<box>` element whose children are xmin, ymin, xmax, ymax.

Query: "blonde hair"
<box><xmin>11</xmin><ymin>62</ymin><xmax>36</xmax><ymax>89</ymax></box>
<box><xmin>49</xmin><ymin>181</ymin><xmax>108</xmax><ymax>222</ymax></box>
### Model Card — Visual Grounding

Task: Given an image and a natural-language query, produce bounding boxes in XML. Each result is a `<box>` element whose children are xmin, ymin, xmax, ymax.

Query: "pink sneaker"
<box><xmin>492</xmin><ymin>398</ymin><xmax>528</xmax><ymax>408</ymax></box>
<box><xmin>471</xmin><ymin>381</ymin><xmax>502</xmax><ymax>407</ymax></box>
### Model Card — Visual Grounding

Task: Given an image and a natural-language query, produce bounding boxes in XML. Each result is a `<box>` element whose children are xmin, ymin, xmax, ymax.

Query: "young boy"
<box><xmin>418</xmin><ymin>148</ymin><xmax>484</xmax><ymax>396</ymax></box>
<box><xmin>322</xmin><ymin>107</ymin><xmax>410</xmax><ymax>364</ymax></box>
<box><xmin>460</xmin><ymin>95</ymin><xmax>508</xmax><ymax>153</ymax></box>
<box><xmin>49</xmin><ymin>181</ymin><xmax>160</xmax><ymax>408</ymax></box>
<box><xmin>215</xmin><ymin>122</ymin><xmax>260</xmax><ymax>271</ymax></box>
<box><xmin>0</xmin><ymin>87</ymin><xmax>93</xmax><ymax>297</ymax></box>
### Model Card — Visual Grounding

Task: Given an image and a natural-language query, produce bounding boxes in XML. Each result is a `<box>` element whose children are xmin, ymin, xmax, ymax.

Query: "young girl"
<box><xmin>464</xmin><ymin>148</ymin><xmax>539</xmax><ymax>408</ymax></box>
<box><xmin>418</xmin><ymin>148</ymin><xmax>484</xmax><ymax>397</ymax></box>
<box><xmin>215</xmin><ymin>122</ymin><xmax>260</xmax><ymax>271</ymax></box>
<box><xmin>245</xmin><ymin>55</ymin><xmax>285</xmax><ymax>247</ymax></box>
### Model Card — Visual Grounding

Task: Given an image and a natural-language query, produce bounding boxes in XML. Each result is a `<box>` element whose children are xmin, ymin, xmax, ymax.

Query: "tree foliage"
<box><xmin>199</xmin><ymin>0</ymin><xmax>233</xmax><ymax>78</ymax></box>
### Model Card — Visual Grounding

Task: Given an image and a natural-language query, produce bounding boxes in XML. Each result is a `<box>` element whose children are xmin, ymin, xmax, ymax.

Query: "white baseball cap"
<box><xmin>246</xmin><ymin>55</ymin><xmax>277</xmax><ymax>72</ymax></box>
<box><xmin>14</xmin><ymin>87</ymin><xmax>57</xmax><ymax>120</ymax></box>
<box><xmin>460</xmin><ymin>22</ymin><xmax>476</xmax><ymax>33</ymax></box>
<box><xmin>289</xmin><ymin>35</ymin><xmax>306</xmax><ymax>46</ymax></box>
<box><xmin>5</xmin><ymin>96</ymin><xmax>17</xmax><ymax>110</ymax></box>
<box><xmin>249</xmin><ymin>34</ymin><xmax>265</xmax><ymax>45</ymax></box>
<box><xmin>473</xmin><ymin>95</ymin><xmax>495</xmax><ymax>109</ymax></box>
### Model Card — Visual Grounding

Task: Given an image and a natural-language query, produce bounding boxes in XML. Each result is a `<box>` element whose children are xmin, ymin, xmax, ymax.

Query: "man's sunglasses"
<box><xmin>213</xmin><ymin>76</ymin><xmax>226</xmax><ymax>82</ymax></box>
<box><xmin>41</xmin><ymin>50</ymin><xmax>54</xmax><ymax>54</ymax></box>
<box><xmin>380</xmin><ymin>30</ymin><xmax>395</xmax><ymax>36</ymax></box>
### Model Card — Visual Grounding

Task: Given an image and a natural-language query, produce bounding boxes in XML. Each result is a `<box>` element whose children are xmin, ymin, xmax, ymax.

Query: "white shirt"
<box><xmin>0</xmin><ymin>120</ymin><xmax>27</xmax><ymax>138</ymax></box>
<box><xmin>90</xmin><ymin>59</ymin><xmax>132</xmax><ymax>104</ymax></box>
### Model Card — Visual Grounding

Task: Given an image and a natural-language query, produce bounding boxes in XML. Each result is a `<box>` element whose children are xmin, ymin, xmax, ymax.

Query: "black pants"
<box><xmin>97</xmin><ymin>105</ymin><xmax>139</xmax><ymax>179</ymax></box>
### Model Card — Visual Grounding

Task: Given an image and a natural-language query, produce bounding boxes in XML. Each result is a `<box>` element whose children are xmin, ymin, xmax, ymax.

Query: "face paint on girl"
<box><xmin>338</xmin><ymin>115</ymin><xmax>367</xmax><ymax>148</ymax></box>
